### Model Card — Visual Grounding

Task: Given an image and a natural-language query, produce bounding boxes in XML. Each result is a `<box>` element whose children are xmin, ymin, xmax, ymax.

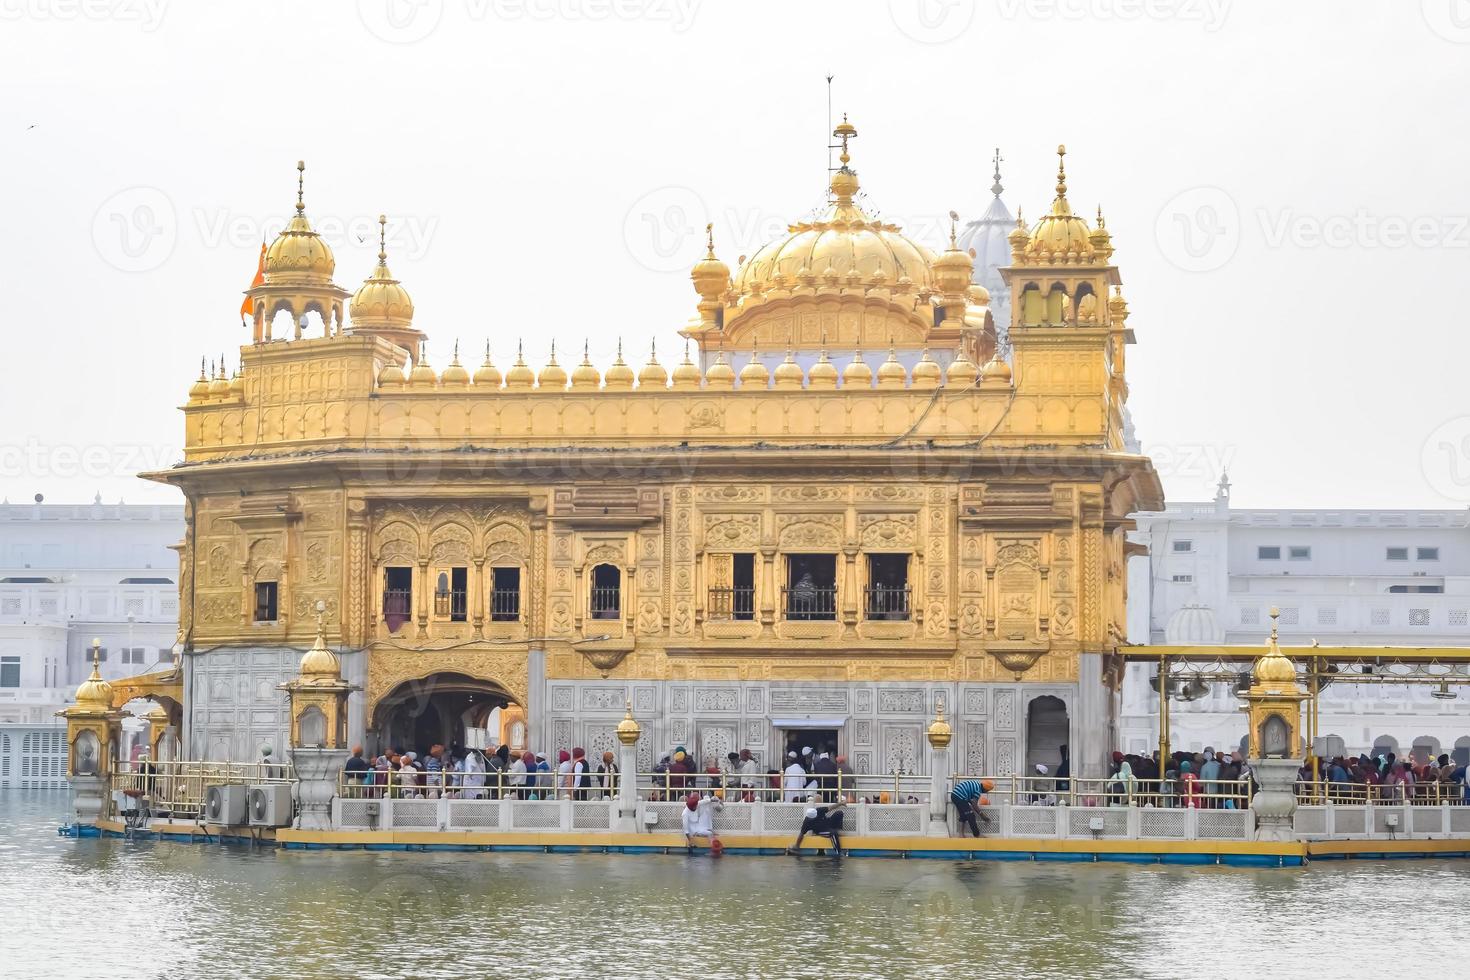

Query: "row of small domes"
<box><xmin>378</xmin><ymin>343</ymin><xmax>1012</xmax><ymax>391</ymax></box>
<box><xmin>187</xmin><ymin>358</ymin><xmax>244</xmax><ymax>401</ymax></box>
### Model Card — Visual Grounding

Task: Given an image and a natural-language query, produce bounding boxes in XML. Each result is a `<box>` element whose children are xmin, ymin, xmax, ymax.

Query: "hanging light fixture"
<box><xmin>1430</xmin><ymin>680</ymin><xmax>1458</xmax><ymax>701</ymax></box>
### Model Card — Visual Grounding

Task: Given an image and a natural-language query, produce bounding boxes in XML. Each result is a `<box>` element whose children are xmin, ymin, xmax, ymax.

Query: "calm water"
<box><xmin>4</xmin><ymin>791</ymin><xmax>1469</xmax><ymax>979</ymax></box>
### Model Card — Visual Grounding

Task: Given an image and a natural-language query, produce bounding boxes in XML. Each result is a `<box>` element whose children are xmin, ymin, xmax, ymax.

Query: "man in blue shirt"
<box><xmin>950</xmin><ymin>778</ymin><xmax>993</xmax><ymax>837</ymax></box>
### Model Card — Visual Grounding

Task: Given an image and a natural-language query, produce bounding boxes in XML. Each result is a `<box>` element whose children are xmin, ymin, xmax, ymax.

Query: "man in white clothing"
<box><xmin>681</xmin><ymin>792</ymin><xmax>723</xmax><ymax>851</ymax></box>
<box><xmin>783</xmin><ymin>751</ymin><xmax>807</xmax><ymax>802</ymax></box>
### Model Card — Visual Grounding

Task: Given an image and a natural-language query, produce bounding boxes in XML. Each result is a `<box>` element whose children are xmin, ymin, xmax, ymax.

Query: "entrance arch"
<box><xmin>1025</xmin><ymin>695</ymin><xmax>1069</xmax><ymax>777</ymax></box>
<box><xmin>371</xmin><ymin>673</ymin><xmax>520</xmax><ymax>756</ymax></box>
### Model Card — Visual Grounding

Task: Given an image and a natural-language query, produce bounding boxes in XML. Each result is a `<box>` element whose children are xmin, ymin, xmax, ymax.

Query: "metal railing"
<box><xmin>433</xmin><ymin>590</ymin><xmax>468</xmax><ymax>619</ymax></box>
<box><xmin>781</xmin><ymin>585</ymin><xmax>837</xmax><ymax>621</ymax></box>
<box><xmin>382</xmin><ymin>588</ymin><xmax>412</xmax><ymax>621</ymax></box>
<box><xmin>113</xmin><ymin>760</ymin><xmax>296</xmax><ymax>819</ymax></box>
<box><xmin>864</xmin><ymin>585</ymin><xmax>911</xmax><ymax>620</ymax></box>
<box><xmin>1294</xmin><ymin>779</ymin><xmax>1470</xmax><ymax>806</ymax></box>
<box><xmin>952</xmin><ymin>774</ymin><xmax>1253</xmax><ymax>810</ymax></box>
<box><xmin>706</xmin><ymin>586</ymin><xmax>755</xmax><ymax>621</ymax></box>
<box><xmin>489</xmin><ymin>588</ymin><xmax>520</xmax><ymax>622</ymax></box>
<box><xmin>589</xmin><ymin>587</ymin><xmax>620</xmax><ymax>620</ymax></box>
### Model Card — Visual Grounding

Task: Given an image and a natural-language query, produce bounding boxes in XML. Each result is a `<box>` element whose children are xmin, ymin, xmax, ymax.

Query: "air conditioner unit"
<box><xmin>205</xmin><ymin>784</ymin><xmax>247</xmax><ymax>825</ymax></box>
<box><xmin>248</xmin><ymin>784</ymin><xmax>293</xmax><ymax>827</ymax></box>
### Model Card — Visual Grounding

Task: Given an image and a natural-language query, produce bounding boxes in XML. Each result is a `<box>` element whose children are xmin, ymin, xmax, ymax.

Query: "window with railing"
<box><xmin>708</xmin><ymin>553</ymin><xmax>755</xmax><ymax>621</ymax></box>
<box><xmin>383</xmin><ymin>567</ymin><xmax>412</xmax><ymax>631</ymax></box>
<box><xmin>434</xmin><ymin>568</ymin><xmax>468</xmax><ymax>621</ymax></box>
<box><xmin>590</xmin><ymin>563</ymin><xmax>620</xmax><ymax>620</ymax></box>
<box><xmin>865</xmin><ymin>553</ymin><xmax>911</xmax><ymax>620</ymax></box>
<box><xmin>490</xmin><ymin>567</ymin><xmax>521</xmax><ymax>622</ymax></box>
<box><xmin>253</xmin><ymin>581</ymin><xmax>278</xmax><ymax>622</ymax></box>
<box><xmin>783</xmin><ymin>554</ymin><xmax>837</xmax><ymax>621</ymax></box>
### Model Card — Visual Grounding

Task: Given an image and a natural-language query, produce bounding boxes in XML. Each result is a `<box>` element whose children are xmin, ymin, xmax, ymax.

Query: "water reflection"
<box><xmin>3</xmin><ymin>792</ymin><xmax>1469</xmax><ymax>979</ymax></box>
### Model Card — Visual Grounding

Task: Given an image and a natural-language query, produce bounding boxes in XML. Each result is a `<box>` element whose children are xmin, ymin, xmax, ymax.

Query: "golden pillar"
<box><xmin>1242</xmin><ymin>608</ymin><xmax>1308</xmax><ymax>759</ymax></box>
<box><xmin>57</xmin><ymin>639</ymin><xmax>125</xmax><ymax>824</ymax></box>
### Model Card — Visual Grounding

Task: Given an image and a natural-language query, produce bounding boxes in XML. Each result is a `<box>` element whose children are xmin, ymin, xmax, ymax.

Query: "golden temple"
<box><xmin>140</xmin><ymin>123</ymin><xmax>1160</xmax><ymax>779</ymax></box>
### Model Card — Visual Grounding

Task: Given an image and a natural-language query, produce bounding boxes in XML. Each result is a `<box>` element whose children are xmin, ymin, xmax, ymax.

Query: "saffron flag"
<box><xmin>240</xmin><ymin>242</ymin><xmax>266</xmax><ymax>325</ymax></box>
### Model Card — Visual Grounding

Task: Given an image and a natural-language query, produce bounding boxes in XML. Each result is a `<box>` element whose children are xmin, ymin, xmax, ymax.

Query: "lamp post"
<box><xmin>613</xmin><ymin>701</ymin><xmax>641</xmax><ymax>833</ymax></box>
<box><xmin>926</xmin><ymin>699</ymin><xmax>953</xmax><ymax>837</ymax></box>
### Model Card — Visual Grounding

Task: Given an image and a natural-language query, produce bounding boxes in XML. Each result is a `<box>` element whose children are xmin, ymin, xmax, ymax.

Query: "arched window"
<box><xmin>590</xmin><ymin>564</ymin><xmax>620</xmax><ymax>620</ymax></box>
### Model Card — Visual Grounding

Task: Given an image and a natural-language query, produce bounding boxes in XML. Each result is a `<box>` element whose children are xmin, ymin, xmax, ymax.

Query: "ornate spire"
<box><xmin>991</xmin><ymin>147</ymin><xmax>1004</xmax><ymax>198</ymax></box>
<box><xmin>829</xmin><ymin>113</ymin><xmax>860</xmax><ymax>205</ymax></box>
<box><xmin>1051</xmin><ymin>144</ymin><xmax>1071</xmax><ymax>216</ymax></box>
<box><xmin>296</xmin><ymin>160</ymin><xmax>306</xmax><ymax>214</ymax></box>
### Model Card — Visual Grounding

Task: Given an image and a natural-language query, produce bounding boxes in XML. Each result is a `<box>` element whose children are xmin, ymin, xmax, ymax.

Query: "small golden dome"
<box><xmin>773</xmin><ymin>349</ymin><xmax>804</xmax><ymax>390</ymax></box>
<box><xmin>74</xmin><ymin>642</ymin><xmax>113</xmax><ymax>709</ymax></box>
<box><xmin>537</xmin><ymin>343</ymin><xmax>567</xmax><ymax>390</ymax></box>
<box><xmin>671</xmin><ymin>343</ymin><xmax>701</xmax><ymax>389</ymax></box>
<box><xmin>188</xmin><ymin>359</ymin><xmax>211</xmax><ymax>401</ymax></box>
<box><xmin>440</xmin><ymin>342</ymin><xmax>470</xmax><ymax>387</ymax></box>
<box><xmin>264</xmin><ymin>161</ymin><xmax>336</xmax><ymax>284</ymax></box>
<box><xmin>505</xmin><ymin>342</ymin><xmax>534</xmax><ymax>389</ymax></box>
<box><xmin>571</xmin><ymin>341</ymin><xmax>601</xmax><ymax>390</ymax></box>
<box><xmin>808</xmin><ymin>348</ymin><xmax>839</xmax><ymax>389</ymax></box>
<box><xmin>912</xmin><ymin>349</ymin><xmax>941</xmax><ymax>389</ymax></box>
<box><xmin>843</xmin><ymin>350</ymin><xmax>872</xmax><ymax>389</ymax></box>
<box><xmin>350</xmin><ymin>215</ymin><xmax>415</xmax><ymax>329</ymax></box>
<box><xmin>1024</xmin><ymin>146</ymin><xmax>1096</xmax><ymax>262</ymax></box>
<box><xmin>933</xmin><ymin>221</ymin><xmax>975</xmax><ymax>296</ymax></box>
<box><xmin>946</xmin><ymin>347</ymin><xmax>978</xmax><ymax>387</ymax></box>
<box><xmin>877</xmin><ymin>347</ymin><xmax>907</xmax><ymax>389</ymax></box>
<box><xmin>377</xmin><ymin>359</ymin><xmax>406</xmax><ymax>387</ymax></box>
<box><xmin>980</xmin><ymin>353</ymin><xmax>1012</xmax><ymax>386</ymax></box>
<box><xmin>615</xmin><ymin>701</ymin><xmax>642</xmax><ymax>746</ymax></box>
<box><xmin>738</xmin><ymin>350</ymin><xmax>769</xmax><ymax>389</ymax></box>
<box><xmin>207</xmin><ymin>359</ymin><xmax>230</xmax><ymax>397</ymax></box>
<box><xmin>605</xmin><ymin>341</ymin><xmax>635</xmax><ymax>390</ymax></box>
<box><xmin>705</xmin><ymin>351</ymin><xmax>735</xmax><ymax>389</ymax></box>
<box><xmin>1253</xmin><ymin>609</ymin><xmax>1299</xmax><ymax>685</ymax></box>
<box><xmin>926</xmin><ymin>701</ymin><xmax>953</xmax><ymax>749</ymax></box>
<box><xmin>298</xmin><ymin>626</ymin><xmax>342</xmax><ymax>678</ymax></box>
<box><xmin>409</xmin><ymin>346</ymin><xmax>437</xmax><ymax>388</ymax></box>
<box><xmin>968</xmin><ymin>284</ymin><xmax>991</xmax><ymax>306</ymax></box>
<box><xmin>228</xmin><ymin>368</ymin><xmax>244</xmax><ymax>398</ymax></box>
<box><xmin>473</xmin><ymin>343</ymin><xmax>502</xmax><ymax>389</ymax></box>
<box><xmin>638</xmin><ymin>341</ymin><xmax>668</xmax><ymax>389</ymax></box>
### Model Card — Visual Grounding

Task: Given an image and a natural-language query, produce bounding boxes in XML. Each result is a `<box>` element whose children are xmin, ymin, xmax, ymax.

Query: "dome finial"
<box><xmin>377</xmin><ymin>214</ymin><xmax>388</xmax><ymax>261</ymax></box>
<box><xmin>296</xmin><ymin>160</ymin><xmax>306</xmax><ymax>214</ymax></box>
<box><xmin>829</xmin><ymin>113</ymin><xmax>859</xmax><ymax>204</ymax></box>
<box><xmin>705</xmin><ymin>222</ymin><xmax>715</xmax><ymax>260</ymax></box>
<box><xmin>991</xmin><ymin>147</ymin><xmax>1004</xmax><ymax>198</ymax></box>
<box><xmin>948</xmin><ymin>209</ymin><xmax>959</xmax><ymax>249</ymax></box>
<box><xmin>452</xmin><ymin>339</ymin><xmax>461</xmax><ymax>364</ymax></box>
<box><xmin>1051</xmin><ymin>144</ymin><xmax>1072</xmax><ymax>216</ymax></box>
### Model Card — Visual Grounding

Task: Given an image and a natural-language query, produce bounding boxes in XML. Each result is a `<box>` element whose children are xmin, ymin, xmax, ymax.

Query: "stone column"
<box><xmin>926</xmin><ymin>701</ymin><xmax>953</xmax><ymax>837</ymax></box>
<box><xmin>613</xmin><ymin>702</ymin><xmax>641</xmax><ymax>833</ymax></box>
<box><xmin>71</xmin><ymin>774</ymin><xmax>106</xmax><ymax>827</ymax></box>
<box><xmin>1249</xmin><ymin>757</ymin><xmax>1299</xmax><ymax>842</ymax></box>
<box><xmin>290</xmin><ymin>746</ymin><xmax>350</xmax><ymax>830</ymax></box>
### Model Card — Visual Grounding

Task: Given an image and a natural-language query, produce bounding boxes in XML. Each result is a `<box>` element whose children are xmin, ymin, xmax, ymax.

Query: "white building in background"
<box><xmin>1123</xmin><ymin>477</ymin><xmax>1470</xmax><ymax>761</ymax></box>
<box><xmin>0</xmin><ymin>497</ymin><xmax>183</xmax><ymax>787</ymax></box>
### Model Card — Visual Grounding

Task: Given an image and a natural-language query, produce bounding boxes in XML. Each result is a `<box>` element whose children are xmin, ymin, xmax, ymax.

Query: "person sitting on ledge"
<box><xmin>682</xmin><ymin>792</ymin><xmax>723</xmax><ymax>853</ymax></box>
<box><xmin>949</xmin><ymin>778</ymin><xmax>993</xmax><ymax>837</ymax></box>
<box><xmin>788</xmin><ymin>794</ymin><xmax>847</xmax><ymax>856</ymax></box>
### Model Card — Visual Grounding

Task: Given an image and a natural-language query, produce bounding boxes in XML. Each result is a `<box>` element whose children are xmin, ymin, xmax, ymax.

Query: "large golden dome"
<box><xmin>350</xmin><ymin>215</ymin><xmax>415</xmax><ymax>329</ymax></box>
<box><xmin>264</xmin><ymin>161</ymin><xmax>337</xmax><ymax>284</ymax></box>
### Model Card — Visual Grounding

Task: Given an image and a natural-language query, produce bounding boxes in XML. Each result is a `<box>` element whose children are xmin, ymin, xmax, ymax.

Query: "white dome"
<box><xmin>1164</xmin><ymin>603</ymin><xmax>1224</xmax><ymax>645</ymax></box>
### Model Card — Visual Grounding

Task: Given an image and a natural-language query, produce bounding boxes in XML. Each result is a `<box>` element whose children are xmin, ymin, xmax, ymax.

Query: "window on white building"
<box><xmin>1418</xmin><ymin>547</ymin><xmax>1440</xmax><ymax>561</ymax></box>
<box><xmin>1387</xmin><ymin>547</ymin><xmax>1409</xmax><ymax>561</ymax></box>
<box><xmin>1288</xmin><ymin>546</ymin><xmax>1311</xmax><ymax>560</ymax></box>
<box><xmin>1240</xmin><ymin>607</ymin><xmax>1259</xmax><ymax>624</ymax></box>
<box><xmin>1258</xmin><ymin>546</ymin><xmax>1281</xmax><ymax>560</ymax></box>
<box><xmin>0</xmin><ymin>656</ymin><xmax>18</xmax><ymax>688</ymax></box>
<box><xmin>1409</xmin><ymin>608</ymin><xmax>1431</xmax><ymax>626</ymax></box>
<box><xmin>1450</xmin><ymin>609</ymin><xmax>1468</xmax><ymax>627</ymax></box>
<box><xmin>1317</xmin><ymin>608</ymin><xmax>1337</xmax><ymax>625</ymax></box>
<box><xmin>1171</xmin><ymin>574</ymin><xmax>1193</xmax><ymax>583</ymax></box>
<box><xmin>121</xmin><ymin>647</ymin><xmax>146</xmax><ymax>665</ymax></box>
<box><xmin>1172</xmin><ymin>540</ymin><xmax>1193</xmax><ymax>553</ymax></box>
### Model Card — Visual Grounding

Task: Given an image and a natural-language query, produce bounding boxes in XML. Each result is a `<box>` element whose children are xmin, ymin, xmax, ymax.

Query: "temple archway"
<box><xmin>1025</xmin><ymin>695</ymin><xmax>1069</xmax><ymax>777</ymax></box>
<box><xmin>371</xmin><ymin>673</ymin><xmax>520</xmax><ymax>757</ymax></box>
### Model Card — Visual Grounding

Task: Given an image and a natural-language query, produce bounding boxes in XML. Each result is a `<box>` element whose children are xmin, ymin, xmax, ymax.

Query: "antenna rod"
<box><xmin>825</xmin><ymin>73</ymin><xmax>834</xmax><ymax>199</ymax></box>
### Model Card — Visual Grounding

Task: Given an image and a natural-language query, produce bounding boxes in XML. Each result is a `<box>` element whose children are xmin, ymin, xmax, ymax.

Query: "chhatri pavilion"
<box><xmin>142</xmin><ymin>123</ymin><xmax>1160</xmax><ymax>781</ymax></box>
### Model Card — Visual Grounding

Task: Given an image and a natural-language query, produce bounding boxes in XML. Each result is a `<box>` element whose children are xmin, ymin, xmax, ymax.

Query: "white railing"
<box><xmin>1293</xmin><ymin>802</ymin><xmax>1470</xmax><ymax>839</ymax></box>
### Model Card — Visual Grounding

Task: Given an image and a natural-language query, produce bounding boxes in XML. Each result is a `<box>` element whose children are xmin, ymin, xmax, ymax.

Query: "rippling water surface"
<box><xmin>4</xmin><ymin>791</ymin><xmax>1469</xmax><ymax>978</ymax></box>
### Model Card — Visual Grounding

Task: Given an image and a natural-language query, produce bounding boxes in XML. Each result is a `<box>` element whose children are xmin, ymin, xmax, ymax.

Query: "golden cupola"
<box><xmin>207</xmin><ymin>358</ymin><xmax>230</xmax><ymax>397</ymax></box>
<box><xmin>605</xmin><ymin>341</ymin><xmax>636</xmax><ymax>390</ymax></box>
<box><xmin>188</xmin><ymin>359</ymin><xmax>211</xmax><ymax>401</ymax></box>
<box><xmin>571</xmin><ymin>341</ymin><xmax>602</xmax><ymax>390</ymax></box>
<box><xmin>409</xmin><ymin>344</ymin><xmax>438</xmax><ymax>388</ymax></box>
<box><xmin>264</xmin><ymin>162</ymin><xmax>337</xmax><ymax>284</ymax></box>
<box><xmin>1018</xmin><ymin>146</ymin><xmax>1097</xmax><ymax>264</ymax></box>
<box><xmin>73</xmin><ymin>642</ymin><xmax>114</xmax><ymax>709</ymax></box>
<box><xmin>671</xmin><ymin>342</ymin><xmax>701</xmax><ymax>390</ymax></box>
<box><xmin>843</xmin><ymin>349</ymin><xmax>873</xmax><ymax>388</ymax></box>
<box><xmin>739</xmin><ymin>347</ymin><xmax>770</xmax><ymax>389</ymax></box>
<box><xmin>699</xmin><ymin>117</ymin><xmax>941</xmax><ymax>357</ymax></box>
<box><xmin>808</xmin><ymin>347</ymin><xmax>839</xmax><ymax>389</ymax></box>
<box><xmin>505</xmin><ymin>342</ymin><xmax>535</xmax><ymax>390</ymax></box>
<box><xmin>538</xmin><ymin>343</ymin><xmax>567</xmax><ymax>390</ymax></box>
<box><xmin>440</xmin><ymin>342</ymin><xmax>470</xmax><ymax>387</ymax></box>
<box><xmin>473</xmin><ymin>343</ymin><xmax>502</xmax><ymax>388</ymax></box>
<box><xmin>638</xmin><ymin>341</ymin><xmax>669</xmax><ymax>389</ymax></box>
<box><xmin>349</xmin><ymin>214</ymin><xmax>422</xmax><ymax>355</ymax></box>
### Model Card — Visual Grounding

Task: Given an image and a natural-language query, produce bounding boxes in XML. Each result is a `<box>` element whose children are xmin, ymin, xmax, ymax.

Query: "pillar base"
<box><xmin>1249</xmin><ymin>757</ymin><xmax>1300</xmax><ymax>842</ymax></box>
<box><xmin>69</xmin><ymin>774</ymin><xmax>106</xmax><ymax>827</ymax></box>
<box><xmin>289</xmin><ymin>746</ymin><xmax>350</xmax><ymax>831</ymax></box>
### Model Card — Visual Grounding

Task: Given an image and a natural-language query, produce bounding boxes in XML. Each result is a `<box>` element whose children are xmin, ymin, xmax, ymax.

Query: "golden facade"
<box><xmin>147</xmin><ymin>128</ymin><xmax>1160</xmax><ymax>777</ymax></box>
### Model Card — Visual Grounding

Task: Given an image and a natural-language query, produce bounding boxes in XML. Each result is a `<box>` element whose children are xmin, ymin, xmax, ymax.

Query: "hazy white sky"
<box><xmin>3</xmin><ymin>1</ymin><xmax>1468</xmax><ymax>510</ymax></box>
